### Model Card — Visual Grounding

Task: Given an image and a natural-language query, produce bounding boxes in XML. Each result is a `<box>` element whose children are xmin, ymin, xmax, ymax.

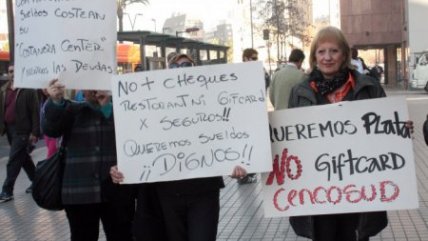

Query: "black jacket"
<box><xmin>0</xmin><ymin>81</ymin><xmax>40</xmax><ymax>137</ymax></box>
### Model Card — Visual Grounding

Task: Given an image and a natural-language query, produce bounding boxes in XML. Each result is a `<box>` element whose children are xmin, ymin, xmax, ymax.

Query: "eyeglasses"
<box><xmin>250</xmin><ymin>56</ymin><xmax>258</xmax><ymax>60</ymax></box>
<box><xmin>169</xmin><ymin>62</ymin><xmax>194</xmax><ymax>69</ymax></box>
<box><xmin>8</xmin><ymin>69</ymin><xmax>13</xmax><ymax>74</ymax></box>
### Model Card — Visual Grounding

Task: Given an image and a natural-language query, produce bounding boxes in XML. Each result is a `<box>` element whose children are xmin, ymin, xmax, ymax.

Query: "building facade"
<box><xmin>340</xmin><ymin>0</ymin><xmax>407</xmax><ymax>86</ymax></box>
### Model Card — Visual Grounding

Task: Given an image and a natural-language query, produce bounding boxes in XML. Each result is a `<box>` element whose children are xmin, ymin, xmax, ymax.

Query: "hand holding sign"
<box><xmin>230</xmin><ymin>165</ymin><xmax>248</xmax><ymax>179</ymax></box>
<box><xmin>46</xmin><ymin>79</ymin><xmax>65</xmax><ymax>102</ymax></box>
<box><xmin>111</xmin><ymin>62</ymin><xmax>272</xmax><ymax>183</ymax></box>
<box><xmin>15</xmin><ymin>0</ymin><xmax>116</xmax><ymax>90</ymax></box>
<box><xmin>111</xmin><ymin>164</ymin><xmax>249</xmax><ymax>184</ymax></box>
<box><xmin>263</xmin><ymin>97</ymin><xmax>418</xmax><ymax>217</ymax></box>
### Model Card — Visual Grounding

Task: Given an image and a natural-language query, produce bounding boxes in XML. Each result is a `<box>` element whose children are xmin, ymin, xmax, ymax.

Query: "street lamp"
<box><xmin>124</xmin><ymin>13</ymin><xmax>143</xmax><ymax>31</ymax></box>
<box><xmin>151</xmin><ymin>18</ymin><xmax>157</xmax><ymax>32</ymax></box>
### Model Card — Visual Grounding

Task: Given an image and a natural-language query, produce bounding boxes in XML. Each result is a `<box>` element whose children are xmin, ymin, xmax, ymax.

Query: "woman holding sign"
<box><xmin>43</xmin><ymin>80</ymin><xmax>135</xmax><ymax>241</ymax></box>
<box><xmin>111</xmin><ymin>53</ymin><xmax>249</xmax><ymax>241</ymax></box>
<box><xmin>287</xmin><ymin>26</ymin><xmax>389</xmax><ymax>241</ymax></box>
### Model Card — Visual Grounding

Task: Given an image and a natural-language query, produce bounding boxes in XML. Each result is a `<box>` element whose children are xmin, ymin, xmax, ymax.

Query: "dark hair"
<box><xmin>242</xmin><ymin>48</ymin><xmax>258</xmax><ymax>61</ymax></box>
<box><xmin>134</xmin><ymin>64</ymin><xmax>143</xmax><ymax>72</ymax></box>
<box><xmin>288</xmin><ymin>49</ymin><xmax>305</xmax><ymax>63</ymax></box>
<box><xmin>168</xmin><ymin>53</ymin><xmax>195</xmax><ymax>66</ymax></box>
<box><xmin>351</xmin><ymin>48</ymin><xmax>358</xmax><ymax>59</ymax></box>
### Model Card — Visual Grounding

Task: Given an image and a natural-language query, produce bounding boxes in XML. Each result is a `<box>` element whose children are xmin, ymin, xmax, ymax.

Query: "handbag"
<box><xmin>32</xmin><ymin>135</ymin><xmax>67</xmax><ymax>211</ymax></box>
<box><xmin>423</xmin><ymin>116</ymin><xmax>428</xmax><ymax>145</ymax></box>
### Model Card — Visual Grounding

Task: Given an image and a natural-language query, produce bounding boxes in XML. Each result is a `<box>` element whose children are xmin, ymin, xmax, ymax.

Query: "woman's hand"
<box><xmin>230</xmin><ymin>165</ymin><xmax>248</xmax><ymax>179</ymax></box>
<box><xmin>110</xmin><ymin>165</ymin><xmax>124</xmax><ymax>184</ymax></box>
<box><xmin>46</xmin><ymin>79</ymin><xmax>65</xmax><ymax>103</ymax></box>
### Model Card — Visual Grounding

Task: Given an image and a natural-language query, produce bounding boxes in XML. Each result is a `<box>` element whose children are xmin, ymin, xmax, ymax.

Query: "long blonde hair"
<box><xmin>309</xmin><ymin>26</ymin><xmax>352</xmax><ymax>70</ymax></box>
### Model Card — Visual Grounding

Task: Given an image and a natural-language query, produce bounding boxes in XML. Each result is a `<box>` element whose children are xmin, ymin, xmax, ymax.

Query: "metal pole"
<box><xmin>152</xmin><ymin>19</ymin><xmax>157</xmax><ymax>32</ymax></box>
<box><xmin>267</xmin><ymin>41</ymin><xmax>272</xmax><ymax>74</ymax></box>
<box><xmin>250</xmin><ymin>0</ymin><xmax>254</xmax><ymax>48</ymax></box>
<box><xmin>275</xmin><ymin>0</ymin><xmax>280</xmax><ymax>61</ymax></box>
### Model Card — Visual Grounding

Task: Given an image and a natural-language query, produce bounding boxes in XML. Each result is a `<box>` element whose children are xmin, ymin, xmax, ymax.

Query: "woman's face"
<box><xmin>315</xmin><ymin>40</ymin><xmax>345</xmax><ymax>79</ymax></box>
<box><xmin>169</xmin><ymin>56</ymin><xmax>194</xmax><ymax>69</ymax></box>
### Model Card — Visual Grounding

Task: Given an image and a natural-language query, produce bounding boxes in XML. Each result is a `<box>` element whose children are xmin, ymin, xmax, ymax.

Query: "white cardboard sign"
<box><xmin>14</xmin><ymin>0</ymin><xmax>116</xmax><ymax>90</ymax></box>
<box><xmin>263</xmin><ymin>97</ymin><xmax>418</xmax><ymax>217</ymax></box>
<box><xmin>112</xmin><ymin>62</ymin><xmax>272</xmax><ymax>183</ymax></box>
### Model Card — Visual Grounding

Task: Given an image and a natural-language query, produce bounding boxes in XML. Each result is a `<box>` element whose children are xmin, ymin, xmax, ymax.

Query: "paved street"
<box><xmin>1</xmin><ymin>88</ymin><xmax>428</xmax><ymax>240</ymax></box>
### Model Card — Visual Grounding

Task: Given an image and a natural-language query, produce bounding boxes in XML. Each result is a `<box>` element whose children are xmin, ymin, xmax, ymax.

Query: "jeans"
<box><xmin>2</xmin><ymin>124</ymin><xmax>35</xmax><ymax>194</ymax></box>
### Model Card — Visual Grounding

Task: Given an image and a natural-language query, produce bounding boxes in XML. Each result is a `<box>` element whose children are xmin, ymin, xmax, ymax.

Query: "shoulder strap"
<box><xmin>59</xmin><ymin>129</ymin><xmax>71</xmax><ymax>148</ymax></box>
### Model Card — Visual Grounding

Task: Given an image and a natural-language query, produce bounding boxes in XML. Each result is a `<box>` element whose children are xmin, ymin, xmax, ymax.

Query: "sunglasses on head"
<box><xmin>169</xmin><ymin>62</ymin><xmax>194</xmax><ymax>69</ymax></box>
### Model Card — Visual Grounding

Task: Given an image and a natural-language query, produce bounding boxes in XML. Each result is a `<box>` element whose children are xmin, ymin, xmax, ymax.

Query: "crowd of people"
<box><xmin>0</xmin><ymin>26</ymin><xmax>414</xmax><ymax>241</ymax></box>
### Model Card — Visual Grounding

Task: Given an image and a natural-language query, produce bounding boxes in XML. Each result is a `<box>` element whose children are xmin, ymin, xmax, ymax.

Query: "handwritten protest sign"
<box><xmin>111</xmin><ymin>62</ymin><xmax>272</xmax><ymax>183</ymax></box>
<box><xmin>14</xmin><ymin>0</ymin><xmax>116</xmax><ymax>90</ymax></box>
<box><xmin>263</xmin><ymin>97</ymin><xmax>418</xmax><ymax>217</ymax></box>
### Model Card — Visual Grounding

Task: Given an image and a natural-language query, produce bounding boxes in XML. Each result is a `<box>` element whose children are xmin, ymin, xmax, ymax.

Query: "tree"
<box><xmin>256</xmin><ymin>0</ymin><xmax>312</xmax><ymax>61</ymax></box>
<box><xmin>117</xmin><ymin>0</ymin><xmax>149</xmax><ymax>32</ymax></box>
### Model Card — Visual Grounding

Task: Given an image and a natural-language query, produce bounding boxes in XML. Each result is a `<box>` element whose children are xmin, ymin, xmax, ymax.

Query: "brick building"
<box><xmin>340</xmin><ymin>0</ymin><xmax>407</xmax><ymax>86</ymax></box>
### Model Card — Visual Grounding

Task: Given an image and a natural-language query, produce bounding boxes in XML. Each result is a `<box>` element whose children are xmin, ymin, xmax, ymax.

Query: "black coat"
<box><xmin>0</xmin><ymin>81</ymin><xmax>40</xmax><ymax>137</ymax></box>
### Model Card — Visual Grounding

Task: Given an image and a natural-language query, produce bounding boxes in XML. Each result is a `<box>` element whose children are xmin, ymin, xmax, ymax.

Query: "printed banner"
<box><xmin>14</xmin><ymin>0</ymin><xmax>116</xmax><ymax>90</ymax></box>
<box><xmin>263</xmin><ymin>97</ymin><xmax>418</xmax><ymax>217</ymax></box>
<box><xmin>112</xmin><ymin>62</ymin><xmax>272</xmax><ymax>183</ymax></box>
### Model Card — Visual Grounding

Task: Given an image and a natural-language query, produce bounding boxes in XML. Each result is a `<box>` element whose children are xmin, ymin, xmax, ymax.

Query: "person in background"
<box><xmin>351</xmin><ymin>47</ymin><xmax>370</xmax><ymax>75</ymax></box>
<box><xmin>111</xmin><ymin>53</ymin><xmax>248</xmax><ymax>241</ymax></box>
<box><xmin>242</xmin><ymin>48</ymin><xmax>271</xmax><ymax>90</ymax></box>
<box><xmin>166</xmin><ymin>52</ymin><xmax>179</xmax><ymax>64</ymax></box>
<box><xmin>38</xmin><ymin>89</ymin><xmax>59</xmax><ymax>158</ymax></box>
<box><xmin>73</xmin><ymin>90</ymin><xmax>85</xmax><ymax>102</ymax></box>
<box><xmin>0</xmin><ymin>64</ymin><xmax>39</xmax><ymax>202</ymax></box>
<box><xmin>369</xmin><ymin>62</ymin><xmax>384</xmax><ymax>82</ymax></box>
<box><xmin>239</xmin><ymin>48</ymin><xmax>270</xmax><ymax>184</ymax></box>
<box><xmin>269</xmin><ymin>48</ymin><xmax>306</xmax><ymax>110</ymax></box>
<box><xmin>287</xmin><ymin>26</ymin><xmax>413</xmax><ymax>241</ymax></box>
<box><xmin>44</xmin><ymin>80</ymin><xmax>135</xmax><ymax>241</ymax></box>
<box><xmin>134</xmin><ymin>64</ymin><xmax>143</xmax><ymax>72</ymax></box>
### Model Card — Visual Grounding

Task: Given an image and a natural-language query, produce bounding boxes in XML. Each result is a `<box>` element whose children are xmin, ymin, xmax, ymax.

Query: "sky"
<box><xmin>0</xmin><ymin>0</ymin><xmax>332</xmax><ymax>34</ymax></box>
<box><xmin>125</xmin><ymin>0</ymin><xmax>233</xmax><ymax>31</ymax></box>
<box><xmin>125</xmin><ymin>0</ymin><xmax>331</xmax><ymax>32</ymax></box>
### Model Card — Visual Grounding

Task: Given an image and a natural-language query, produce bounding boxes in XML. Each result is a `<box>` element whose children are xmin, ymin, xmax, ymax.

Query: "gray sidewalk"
<box><xmin>1</xmin><ymin>89</ymin><xmax>428</xmax><ymax>240</ymax></box>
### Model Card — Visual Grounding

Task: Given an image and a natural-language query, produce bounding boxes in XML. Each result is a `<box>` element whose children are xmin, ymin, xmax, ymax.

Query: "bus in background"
<box><xmin>0</xmin><ymin>50</ymin><xmax>10</xmax><ymax>85</ymax></box>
